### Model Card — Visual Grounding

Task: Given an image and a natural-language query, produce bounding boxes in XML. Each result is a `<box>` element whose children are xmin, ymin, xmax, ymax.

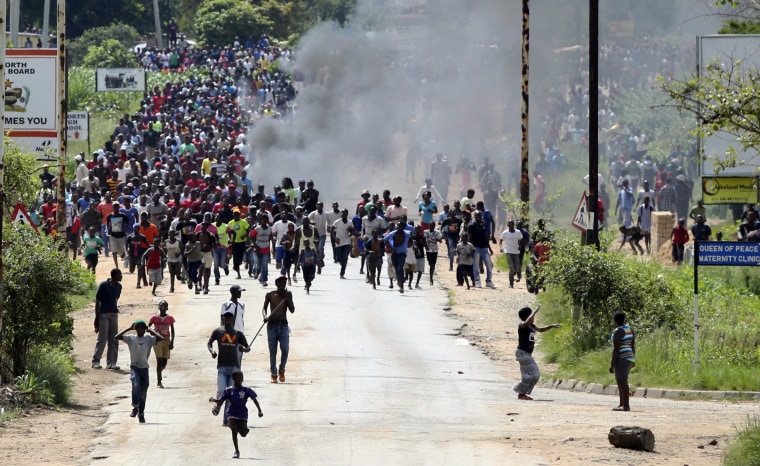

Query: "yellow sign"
<box><xmin>702</xmin><ymin>177</ymin><xmax>758</xmax><ymax>205</ymax></box>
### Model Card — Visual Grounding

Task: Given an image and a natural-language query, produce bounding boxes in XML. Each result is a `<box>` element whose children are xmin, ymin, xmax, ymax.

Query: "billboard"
<box><xmin>701</xmin><ymin>176</ymin><xmax>758</xmax><ymax>205</ymax></box>
<box><xmin>67</xmin><ymin>112</ymin><xmax>89</xmax><ymax>141</ymax></box>
<box><xmin>96</xmin><ymin>68</ymin><xmax>146</xmax><ymax>92</ymax></box>
<box><xmin>4</xmin><ymin>49</ymin><xmax>59</xmax><ymax>153</ymax></box>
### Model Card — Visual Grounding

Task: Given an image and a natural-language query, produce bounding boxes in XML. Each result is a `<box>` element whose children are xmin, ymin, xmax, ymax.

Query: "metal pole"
<box><xmin>42</xmin><ymin>0</ymin><xmax>50</xmax><ymax>45</ymax></box>
<box><xmin>55</xmin><ymin>0</ymin><xmax>66</xmax><ymax>231</ymax></box>
<box><xmin>693</xmin><ymin>240</ymin><xmax>700</xmax><ymax>366</ymax></box>
<box><xmin>519</xmin><ymin>0</ymin><xmax>530</xmax><ymax>221</ymax></box>
<box><xmin>587</xmin><ymin>0</ymin><xmax>599</xmax><ymax>249</ymax></box>
<box><xmin>9</xmin><ymin>0</ymin><xmax>17</xmax><ymax>47</ymax></box>
<box><xmin>153</xmin><ymin>0</ymin><xmax>163</xmax><ymax>49</ymax></box>
<box><xmin>0</xmin><ymin>0</ymin><xmax>7</xmax><ymax>364</ymax></box>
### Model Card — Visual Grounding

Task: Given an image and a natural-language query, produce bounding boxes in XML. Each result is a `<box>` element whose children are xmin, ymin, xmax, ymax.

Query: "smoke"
<box><xmin>248</xmin><ymin>0</ymin><xmax>725</xmax><ymax>205</ymax></box>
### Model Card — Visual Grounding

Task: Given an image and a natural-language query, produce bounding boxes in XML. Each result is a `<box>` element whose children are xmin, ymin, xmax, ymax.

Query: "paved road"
<box><xmin>89</xmin><ymin>263</ymin><xmax>545</xmax><ymax>465</ymax></box>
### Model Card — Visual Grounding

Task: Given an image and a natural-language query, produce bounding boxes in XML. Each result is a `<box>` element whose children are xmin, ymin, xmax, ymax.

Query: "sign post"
<box><xmin>572</xmin><ymin>191</ymin><xmax>589</xmax><ymax>232</ymax></box>
<box><xmin>693</xmin><ymin>241</ymin><xmax>760</xmax><ymax>365</ymax></box>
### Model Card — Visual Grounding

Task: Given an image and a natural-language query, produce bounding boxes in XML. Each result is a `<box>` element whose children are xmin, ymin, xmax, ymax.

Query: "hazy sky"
<box><xmin>248</xmin><ymin>0</ymin><xmax>723</xmax><ymax>205</ymax></box>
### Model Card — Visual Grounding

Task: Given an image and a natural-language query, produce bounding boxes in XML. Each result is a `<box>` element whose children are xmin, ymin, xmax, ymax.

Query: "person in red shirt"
<box><xmin>143</xmin><ymin>237</ymin><xmax>166</xmax><ymax>296</ymax></box>
<box><xmin>671</xmin><ymin>217</ymin><xmax>690</xmax><ymax>265</ymax></box>
<box><xmin>185</xmin><ymin>171</ymin><xmax>206</xmax><ymax>191</ymax></box>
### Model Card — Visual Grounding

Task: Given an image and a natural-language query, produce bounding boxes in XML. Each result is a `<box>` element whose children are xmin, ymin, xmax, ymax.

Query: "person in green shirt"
<box><xmin>82</xmin><ymin>226</ymin><xmax>106</xmax><ymax>273</ymax></box>
<box><xmin>227</xmin><ymin>209</ymin><xmax>250</xmax><ymax>279</ymax></box>
<box><xmin>178</xmin><ymin>135</ymin><xmax>197</xmax><ymax>158</ymax></box>
<box><xmin>688</xmin><ymin>199</ymin><xmax>706</xmax><ymax>225</ymax></box>
<box><xmin>214</xmin><ymin>214</ymin><xmax>231</xmax><ymax>285</ymax></box>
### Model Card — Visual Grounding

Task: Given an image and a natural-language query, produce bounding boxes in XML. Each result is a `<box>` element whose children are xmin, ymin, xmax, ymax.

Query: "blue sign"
<box><xmin>696</xmin><ymin>241</ymin><xmax>760</xmax><ymax>266</ymax></box>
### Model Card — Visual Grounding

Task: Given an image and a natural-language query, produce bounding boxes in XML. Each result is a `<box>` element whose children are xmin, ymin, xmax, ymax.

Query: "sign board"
<box><xmin>701</xmin><ymin>176</ymin><xmax>757</xmax><ymax>205</ymax></box>
<box><xmin>572</xmin><ymin>191</ymin><xmax>589</xmax><ymax>232</ymax></box>
<box><xmin>696</xmin><ymin>241</ymin><xmax>760</xmax><ymax>266</ymax></box>
<box><xmin>11</xmin><ymin>202</ymin><xmax>37</xmax><ymax>230</ymax></box>
<box><xmin>608</xmin><ymin>20</ymin><xmax>635</xmax><ymax>38</ymax></box>
<box><xmin>96</xmin><ymin>68</ymin><xmax>146</xmax><ymax>92</ymax></box>
<box><xmin>67</xmin><ymin>112</ymin><xmax>89</xmax><ymax>141</ymax></box>
<box><xmin>4</xmin><ymin>49</ymin><xmax>59</xmax><ymax>152</ymax></box>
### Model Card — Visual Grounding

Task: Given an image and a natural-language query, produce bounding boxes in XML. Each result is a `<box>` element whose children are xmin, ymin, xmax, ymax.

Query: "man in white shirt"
<box><xmin>272</xmin><ymin>215</ymin><xmax>294</xmax><ymax>270</ymax></box>
<box><xmin>308</xmin><ymin>201</ymin><xmax>330</xmax><ymax>266</ymax></box>
<box><xmin>331</xmin><ymin>209</ymin><xmax>354</xmax><ymax>279</ymax></box>
<box><xmin>74</xmin><ymin>154</ymin><xmax>89</xmax><ymax>186</ymax></box>
<box><xmin>499</xmin><ymin>220</ymin><xmax>523</xmax><ymax>288</ymax></box>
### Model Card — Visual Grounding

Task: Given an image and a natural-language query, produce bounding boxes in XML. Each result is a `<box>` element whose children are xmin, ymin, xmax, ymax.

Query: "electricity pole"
<box><xmin>55</xmin><ymin>0</ymin><xmax>66</xmax><ymax>231</ymax></box>
<box><xmin>520</xmin><ymin>0</ymin><xmax>530</xmax><ymax>221</ymax></box>
<box><xmin>587</xmin><ymin>0</ymin><xmax>600</xmax><ymax>249</ymax></box>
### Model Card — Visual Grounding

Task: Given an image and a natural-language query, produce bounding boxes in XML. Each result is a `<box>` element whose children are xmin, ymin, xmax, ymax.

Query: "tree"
<box><xmin>68</xmin><ymin>23</ymin><xmax>141</xmax><ymax>67</ymax></box>
<box><xmin>82</xmin><ymin>39</ymin><xmax>139</xmax><ymax>68</ymax></box>
<box><xmin>0</xmin><ymin>226</ymin><xmax>92</xmax><ymax>381</ymax></box>
<box><xmin>1</xmin><ymin>139</ymin><xmax>41</xmax><ymax>214</ymax></box>
<box><xmin>659</xmin><ymin>56</ymin><xmax>760</xmax><ymax>173</ymax></box>
<box><xmin>195</xmin><ymin>0</ymin><xmax>272</xmax><ymax>47</ymax></box>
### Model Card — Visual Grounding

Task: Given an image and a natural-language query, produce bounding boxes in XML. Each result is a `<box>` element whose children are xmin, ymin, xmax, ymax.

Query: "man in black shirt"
<box><xmin>467</xmin><ymin>211</ymin><xmax>496</xmax><ymax>289</ymax></box>
<box><xmin>208</xmin><ymin>311</ymin><xmax>250</xmax><ymax>425</ymax></box>
<box><xmin>513</xmin><ymin>305</ymin><xmax>560</xmax><ymax>401</ymax></box>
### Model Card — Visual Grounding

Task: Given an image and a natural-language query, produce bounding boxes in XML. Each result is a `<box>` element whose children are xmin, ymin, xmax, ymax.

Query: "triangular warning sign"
<box><xmin>572</xmin><ymin>192</ymin><xmax>589</xmax><ymax>232</ymax></box>
<box><xmin>11</xmin><ymin>202</ymin><xmax>38</xmax><ymax>231</ymax></box>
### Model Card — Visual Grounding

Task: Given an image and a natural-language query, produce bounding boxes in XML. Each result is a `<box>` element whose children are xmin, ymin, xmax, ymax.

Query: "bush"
<box><xmin>541</xmin><ymin>234</ymin><xmax>687</xmax><ymax>352</ymax></box>
<box><xmin>26</xmin><ymin>345</ymin><xmax>76</xmax><ymax>405</ymax></box>
<box><xmin>69</xmin><ymin>22</ymin><xmax>141</xmax><ymax>67</ymax></box>
<box><xmin>723</xmin><ymin>415</ymin><xmax>760</xmax><ymax>466</ymax></box>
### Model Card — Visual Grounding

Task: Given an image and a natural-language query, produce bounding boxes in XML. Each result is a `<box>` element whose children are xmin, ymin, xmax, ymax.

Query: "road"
<box><xmin>86</xmin><ymin>261</ymin><xmax>756</xmax><ymax>466</ymax></box>
<box><xmin>88</xmin><ymin>264</ymin><xmax>544</xmax><ymax>465</ymax></box>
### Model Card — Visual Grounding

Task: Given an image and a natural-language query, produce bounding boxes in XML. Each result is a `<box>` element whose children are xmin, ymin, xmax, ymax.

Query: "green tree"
<box><xmin>68</xmin><ymin>23</ymin><xmax>141</xmax><ymax>67</ymax></box>
<box><xmin>1</xmin><ymin>140</ymin><xmax>41</xmax><ymax>214</ymax></box>
<box><xmin>195</xmin><ymin>0</ymin><xmax>272</xmax><ymax>46</ymax></box>
<box><xmin>0</xmin><ymin>226</ymin><xmax>92</xmax><ymax>381</ymax></box>
<box><xmin>82</xmin><ymin>39</ymin><xmax>139</xmax><ymax>68</ymax></box>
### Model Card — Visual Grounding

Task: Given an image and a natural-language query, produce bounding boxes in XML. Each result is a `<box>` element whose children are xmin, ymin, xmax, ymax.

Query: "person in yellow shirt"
<box><xmin>201</xmin><ymin>152</ymin><xmax>217</xmax><ymax>176</ymax></box>
<box><xmin>227</xmin><ymin>209</ymin><xmax>250</xmax><ymax>279</ymax></box>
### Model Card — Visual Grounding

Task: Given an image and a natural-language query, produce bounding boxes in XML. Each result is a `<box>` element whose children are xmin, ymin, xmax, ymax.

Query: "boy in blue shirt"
<box><xmin>210</xmin><ymin>370</ymin><xmax>263</xmax><ymax>459</ymax></box>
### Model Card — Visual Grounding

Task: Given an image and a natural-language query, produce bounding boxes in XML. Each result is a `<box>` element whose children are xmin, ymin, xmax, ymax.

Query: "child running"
<box><xmin>298</xmin><ymin>239</ymin><xmax>317</xmax><ymax>294</ymax></box>
<box><xmin>210</xmin><ymin>370</ymin><xmax>264</xmax><ymax>459</ymax></box>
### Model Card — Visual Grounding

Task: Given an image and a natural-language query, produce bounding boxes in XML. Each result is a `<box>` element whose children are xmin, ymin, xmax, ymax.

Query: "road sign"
<box><xmin>696</xmin><ymin>241</ymin><xmax>760</xmax><ymax>266</ymax></box>
<box><xmin>67</xmin><ymin>112</ymin><xmax>89</xmax><ymax>141</ymax></box>
<box><xmin>11</xmin><ymin>202</ymin><xmax>37</xmax><ymax>231</ymax></box>
<box><xmin>572</xmin><ymin>192</ymin><xmax>589</xmax><ymax>232</ymax></box>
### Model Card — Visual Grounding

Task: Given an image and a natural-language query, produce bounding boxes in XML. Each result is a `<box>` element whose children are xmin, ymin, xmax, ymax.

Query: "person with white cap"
<box><xmin>74</xmin><ymin>152</ymin><xmax>89</xmax><ymax>186</ymax></box>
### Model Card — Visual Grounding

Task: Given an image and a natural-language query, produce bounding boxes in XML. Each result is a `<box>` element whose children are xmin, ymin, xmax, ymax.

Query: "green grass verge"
<box><xmin>723</xmin><ymin>415</ymin><xmax>760</xmax><ymax>466</ymax></box>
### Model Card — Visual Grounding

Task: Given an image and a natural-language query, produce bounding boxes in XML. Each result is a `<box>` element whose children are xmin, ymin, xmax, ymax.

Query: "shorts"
<box><xmin>109</xmin><ymin>236</ymin><xmax>127</xmax><ymax>256</ymax></box>
<box><xmin>68</xmin><ymin>231</ymin><xmax>81</xmax><ymax>249</ymax></box>
<box><xmin>148</xmin><ymin>268</ymin><xmax>163</xmax><ymax>285</ymax></box>
<box><xmin>403</xmin><ymin>262</ymin><xmax>417</xmax><ymax>272</ymax></box>
<box><xmin>85</xmin><ymin>253</ymin><xmax>99</xmax><ymax>268</ymax></box>
<box><xmin>416</xmin><ymin>257</ymin><xmax>425</xmax><ymax>273</ymax></box>
<box><xmin>154</xmin><ymin>338</ymin><xmax>171</xmax><ymax>358</ymax></box>
<box><xmin>167</xmin><ymin>261</ymin><xmax>182</xmax><ymax>277</ymax></box>
<box><xmin>227</xmin><ymin>417</ymin><xmax>249</xmax><ymax>437</ymax></box>
<box><xmin>426</xmin><ymin>251</ymin><xmax>438</xmax><ymax>267</ymax></box>
<box><xmin>201</xmin><ymin>251</ymin><xmax>213</xmax><ymax>268</ymax></box>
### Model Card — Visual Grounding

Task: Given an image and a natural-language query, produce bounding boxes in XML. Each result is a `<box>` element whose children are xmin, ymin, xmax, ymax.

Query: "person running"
<box><xmin>209</xmin><ymin>370</ymin><xmax>263</xmax><ymax>459</ymax></box>
<box><xmin>213</xmin><ymin>214</ymin><xmax>231</xmax><ymax>285</ymax></box>
<box><xmin>455</xmin><ymin>232</ymin><xmax>475</xmax><ymax>289</ymax></box>
<box><xmin>82</xmin><ymin>226</ymin><xmax>105</xmax><ymax>274</ymax></box>
<box><xmin>331</xmin><ymin>209</ymin><xmax>354</xmax><ymax>279</ymax></box>
<box><xmin>262</xmin><ymin>275</ymin><xmax>295</xmax><ymax>383</ymax></box>
<box><xmin>365</xmin><ymin>229</ymin><xmax>385</xmax><ymax>290</ymax></box>
<box><xmin>423</xmin><ymin>221</ymin><xmax>442</xmax><ymax>286</ymax></box>
<box><xmin>185</xmin><ymin>232</ymin><xmax>203</xmax><ymax>294</ymax></box>
<box><xmin>298</xmin><ymin>239</ymin><xmax>317</xmax><ymax>293</ymax></box>
<box><xmin>116</xmin><ymin>319</ymin><xmax>163</xmax><ymax>423</ymax></box>
<box><xmin>142</xmin><ymin>237</ymin><xmax>166</xmax><ymax>296</ymax></box>
<box><xmin>208</xmin><ymin>311</ymin><xmax>251</xmax><ymax>426</ymax></box>
<box><xmin>228</xmin><ymin>208</ymin><xmax>250</xmax><ymax>279</ymax></box>
<box><xmin>92</xmin><ymin>268</ymin><xmax>123</xmax><ymax>370</ymax></box>
<box><xmin>164</xmin><ymin>229</ymin><xmax>182</xmax><ymax>293</ymax></box>
<box><xmin>384</xmin><ymin>221</ymin><xmax>410</xmax><ymax>294</ymax></box>
<box><xmin>148</xmin><ymin>300</ymin><xmax>175</xmax><ymax>389</ymax></box>
<box><xmin>249</xmin><ymin>216</ymin><xmax>273</xmax><ymax>287</ymax></box>
<box><xmin>513</xmin><ymin>305</ymin><xmax>560</xmax><ymax>401</ymax></box>
<box><xmin>499</xmin><ymin>220</ymin><xmax>522</xmax><ymax>288</ymax></box>
<box><xmin>195</xmin><ymin>212</ymin><xmax>218</xmax><ymax>294</ymax></box>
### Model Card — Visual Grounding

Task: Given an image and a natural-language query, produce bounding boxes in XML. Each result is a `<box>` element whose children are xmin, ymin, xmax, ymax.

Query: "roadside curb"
<box><xmin>541</xmin><ymin>378</ymin><xmax>760</xmax><ymax>401</ymax></box>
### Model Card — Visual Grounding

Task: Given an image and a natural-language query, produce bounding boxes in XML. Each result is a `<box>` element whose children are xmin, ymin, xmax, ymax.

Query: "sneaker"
<box><xmin>195</xmin><ymin>287</ymin><xmax>201</xmax><ymax>295</ymax></box>
<box><xmin>517</xmin><ymin>394</ymin><xmax>533</xmax><ymax>401</ymax></box>
<box><xmin>486</xmin><ymin>282</ymin><xmax>497</xmax><ymax>289</ymax></box>
<box><xmin>130</xmin><ymin>408</ymin><xmax>138</xmax><ymax>418</ymax></box>
<box><xmin>92</xmin><ymin>362</ymin><xmax>102</xmax><ymax>369</ymax></box>
<box><xmin>224</xmin><ymin>267</ymin><xmax>229</xmax><ymax>276</ymax></box>
<box><xmin>215</xmin><ymin>280</ymin><xmax>220</xmax><ymax>286</ymax></box>
<box><xmin>271</xmin><ymin>374</ymin><xmax>278</xmax><ymax>383</ymax></box>
<box><xmin>170</xmin><ymin>287</ymin><xmax>174</xmax><ymax>293</ymax></box>
<box><xmin>278</xmin><ymin>371</ymin><xmax>285</xmax><ymax>383</ymax></box>
<box><xmin>107</xmin><ymin>364</ymin><xmax>120</xmax><ymax>370</ymax></box>
<box><xmin>187</xmin><ymin>281</ymin><xmax>193</xmax><ymax>290</ymax></box>
<box><xmin>509</xmin><ymin>283</ymin><xmax>514</xmax><ymax>288</ymax></box>
<box><xmin>516</xmin><ymin>275</ymin><xmax>521</xmax><ymax>282</ymax></box>
<box><xmin>138</xmin><ymin>415</ymin><xmax>145</xmax><ymax>423</ymax></box>
<box><xmin>203</xmin><ymin>288</ymin><xmax>209</xmax><ymax>295</ymax></box>
<box><xmin>233</xmin><ymin>452</ymin><xmax>240</xmax><ymax>459</ymax></box>
<box><xmin>136</xmin><ymin>284</ymin><xmax>142</xmax><ymax>289</ymax></box>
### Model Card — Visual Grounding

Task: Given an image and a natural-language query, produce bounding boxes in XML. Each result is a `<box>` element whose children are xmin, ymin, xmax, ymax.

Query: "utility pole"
<box><xmin>55</xmin><ymin>0</ymin><xmax>66</xmax><ymax>231</ymax></box>
<box><xmin>42</xmin><ymin>0</ymin><xmax>51</xmax><ymax>46</ymax></box>
<box><xmin>519</xmin><ymin>0</ymin><xmax>530</xmax><ymax>221</ymax></box>
<box><xmin>0</xmin><ymin>0</ymin><xmax>7</xmax><ymax>361</ymax></box>
<box><xmin>587</xmin><ymin>0</ymin><xmax>600</xmax><ymax>249</ymax></box>
<box><xmin>153</xmin><ymin>0</ymin><xmax>163</xmax><ymax>49</ymax></box>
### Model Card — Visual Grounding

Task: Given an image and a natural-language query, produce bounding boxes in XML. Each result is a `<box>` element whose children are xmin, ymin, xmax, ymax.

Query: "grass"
<box><xmin>723</xmin><ymin>415</ymin><xmax>760</xmax><ymax>466</ymax></box>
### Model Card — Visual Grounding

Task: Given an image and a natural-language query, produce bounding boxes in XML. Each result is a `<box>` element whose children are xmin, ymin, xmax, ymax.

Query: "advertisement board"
<box><xmin>701</xmin><ymin>176</ymin><xmax>758</xmax><ymax>205</ymax></box>
<box><xmin>96</xmin><ymin>68</ymin><xmax>146</xmax><ymax>92</ymax></box>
